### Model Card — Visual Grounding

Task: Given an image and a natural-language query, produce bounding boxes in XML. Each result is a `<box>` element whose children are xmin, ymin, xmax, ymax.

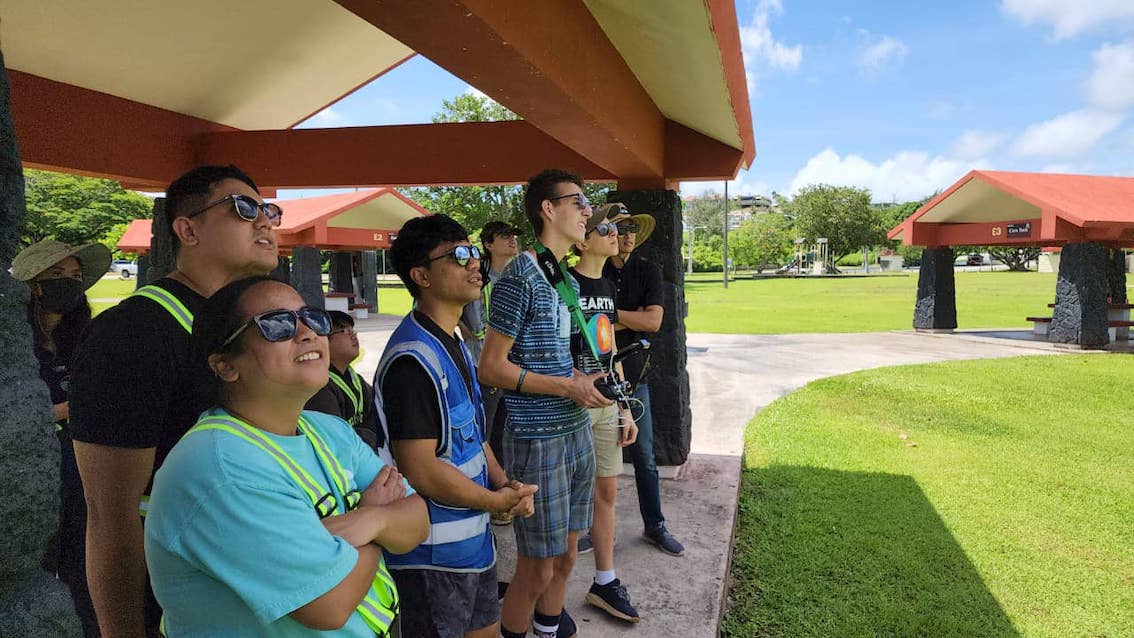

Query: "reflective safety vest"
<box><xmin>185</xmin><ymin>412</ymin><xmax>399</xmax><ymax>636</ymax></box>
<box><xmin>130</xmin><ymin>284</ymin><xmax>195</xmax><ymax>519</ymax></box>
<box><xmin>377</xmin><ymin>313</ymin><xmax>494</xmax><ymax>572</ymax></box>
<box><xmin>329</xmin><ymin>366</ymin><xmax>366</xmax><ymax>426</ymax></box>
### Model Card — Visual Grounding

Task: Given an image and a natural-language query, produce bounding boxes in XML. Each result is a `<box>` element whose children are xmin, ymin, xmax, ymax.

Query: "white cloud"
<box><xmin>1011</xmin><ymin>108</ymin><xmax>1124</xmax><ymax>157</ymax></box>
<box><xmin>739</xmin><ymin>0</ymin><xmax>803</xmax><ymax>90</ymax></box>
<box><xmin>789</xmin><ymin>148</ymin><xmax>985</xmax><ymax>202</ymax></box>
<box><xmin>680</xmin><ymin>170</ymin><xmax>771</xmax><ymax>197</ymax></box>
<box><xmin>1001</xmin><ymin>0</ymin><xmax>1134</xmax><ymax>39</ymax></box>
<box><xmin>310</xmin><ymin>107</ymin><xmax>344</xmax><ymax>125</ymax></box>
<box><xmin>950</xmin><ymin>130</ymin><xmax>1007</xmax><ymax>158</ymax></box>
<box><xmin>1085</xmin><ymin>40</ymin><xmax>1134</xmax><ymax>111</ymax></box>
<box><xmin>858</xmin><ymin>34</ymin><xmax>909</xmax><ymax>70</ymax></box>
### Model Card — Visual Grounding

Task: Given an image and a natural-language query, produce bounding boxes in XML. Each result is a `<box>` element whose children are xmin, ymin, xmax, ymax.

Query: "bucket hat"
<box><xmin>12</xmin><ymin>239</ymin><xmax>113</xmax><ymax>291</ymax></box>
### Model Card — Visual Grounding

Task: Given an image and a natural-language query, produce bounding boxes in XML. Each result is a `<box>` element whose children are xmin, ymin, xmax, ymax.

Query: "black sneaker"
<box><xmin>577</xmin><ymin>533</ymin><xmax>593</xmax><ymax>555</ymax></box>
<box><xmin>558</xmin><ymin>609</ymin><xmax>577</xmax><ymax>637</ymax></box>
<box><xmin>643</xmin><ymin>524</ymin><xmax>685</xmax><ymax>556</ymax></box>
<box><xmin>586</xmin><ymin>578</ymin><xmax>640</xmax><ymax>623</ymax></box>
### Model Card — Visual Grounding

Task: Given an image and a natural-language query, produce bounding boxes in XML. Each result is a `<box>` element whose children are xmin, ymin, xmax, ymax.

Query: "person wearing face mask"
<box><xmin>12</xmin><ymin>238</ymin><xmax>112</xmax><ymax>637</ymax></box>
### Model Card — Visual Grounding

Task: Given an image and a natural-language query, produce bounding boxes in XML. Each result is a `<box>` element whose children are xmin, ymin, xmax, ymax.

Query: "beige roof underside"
<box><xmin>918</xmin><ymin>179</ymin><xmax>1042</xmax><ymax>223</ymax></box>
<box><xmin>584</xmin><ymin>0</ymin><xmax>743</xmax><ymax>151</ymax></box>
<box><xmin>0</xmin><ymin>0</ymin><xmax>411</xmax><ymax>130</ymax></box>
<box><xmin>325</xmin><ymin>196</ymin><xmax>423</xmax><ymax>230</ymax></box>
<box><xmin>2</xmin><ymin>0</ymin><xmax>742</xmax><ymax>151</ymax></box>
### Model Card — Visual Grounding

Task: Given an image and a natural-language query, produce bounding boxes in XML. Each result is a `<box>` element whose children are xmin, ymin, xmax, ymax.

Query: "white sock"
<box><xmin>533</xmin><ymin>620</ymin><xmax>559</xmax><ymax>635</ymax></box>
<box><xmin>595</xmin><ymin>569</ymin><xmax>617</xmax><ymax>585</ymax></box>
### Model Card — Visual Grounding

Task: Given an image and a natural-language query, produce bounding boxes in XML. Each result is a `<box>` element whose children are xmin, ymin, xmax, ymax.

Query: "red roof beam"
<box><xmin>334</xmin><ymin>0</ymin><xmax>665</xmax><ymax>183</ymax></box>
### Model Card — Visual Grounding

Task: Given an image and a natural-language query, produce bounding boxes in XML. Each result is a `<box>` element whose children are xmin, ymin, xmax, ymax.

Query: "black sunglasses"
<box><xmin>221</xmin><ymin>307</ymin><xmax>332</xmax><ymax>349</ymax></box>
<box><xmin>425</xmin><ymin>244</ymin><xmax>481</xmax><ymax>267</ymax></box>
<box><xmin>186</xmin><ymin>194</ymin><xmax>283</xmax><ymax>226</ymax></box>
<box><xmin>548</xmin><ymin>193</ymin><xmax>592</xmax><ymax>210</ymax></box>
<box><xmin>587</xmin><ymin>221</ymin><xmax>617</xmax><ymax>237</ymax></box>
<box><xmin>616</xmin><ymin>222</ymin><xmax>640</xmax><ymax>235</ymax></box>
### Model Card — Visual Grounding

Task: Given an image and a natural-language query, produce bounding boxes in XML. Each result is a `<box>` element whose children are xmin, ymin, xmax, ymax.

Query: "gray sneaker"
<box><xmin>643</xmin><ymin>524</ymin><xmax>685</xmax><ymax>556</ymax></box>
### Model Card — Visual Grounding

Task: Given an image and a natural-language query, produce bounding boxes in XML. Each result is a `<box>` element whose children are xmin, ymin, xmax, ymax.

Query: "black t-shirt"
<box><xmin>603</xmin><ymin>253</ymin><xmax>664</xmax><ymax>383</ymax></box>
<box><xmin>70</xmin><ymin>278</ymin><xmax>208</xmax><ymax>474</ymax></box>
<box><xmin>568</xmin><ymin>267</ymin><xmax>617</xmax><ymax>374</ymax></box>
<box><xmin>305</xmin><ymin>365</ymin><xmax>384</xmax><ymax>447</ymax></box>
<box><xmin>381</xmin><ymin>311</ymin><xmax>476</xmax><ymax>444</ymax></box>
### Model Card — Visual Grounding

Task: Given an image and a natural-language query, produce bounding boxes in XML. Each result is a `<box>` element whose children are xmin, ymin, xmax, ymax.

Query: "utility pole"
<box><xmin>722</xmin><ymin>180</ymin><xmax>730</xmax><ymax>288</ymax></box>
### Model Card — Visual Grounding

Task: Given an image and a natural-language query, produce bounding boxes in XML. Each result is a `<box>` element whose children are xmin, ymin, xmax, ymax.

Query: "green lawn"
<box><xmin>685</xmin><ymin>271</ymin><xmax>1058</xmax><ymax>333</ymax></box>
<box><xmin>724</xmin><ymin>355</ymin><xmax>1134</xmax><ymax>638</ymax></box>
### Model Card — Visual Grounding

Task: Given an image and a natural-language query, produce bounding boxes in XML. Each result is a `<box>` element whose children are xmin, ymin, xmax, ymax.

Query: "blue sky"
<box><xmin>283</xmin><ymin>0</ymin><xmax>1134</xmax><ymax>203</ymax></box>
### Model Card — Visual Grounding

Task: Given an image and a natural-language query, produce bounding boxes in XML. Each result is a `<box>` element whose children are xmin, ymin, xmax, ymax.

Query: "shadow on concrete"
<box><xmin>723</xmin><ymin>466</ymin><xmax>1019</xmax><ymax>638</ymax></box>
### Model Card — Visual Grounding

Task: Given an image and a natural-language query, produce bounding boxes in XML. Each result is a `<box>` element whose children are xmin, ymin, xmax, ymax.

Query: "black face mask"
<box><xmin>37</xmin><ymin>278</ymin><xmax>85</xmax><ymax>313</ymax></box>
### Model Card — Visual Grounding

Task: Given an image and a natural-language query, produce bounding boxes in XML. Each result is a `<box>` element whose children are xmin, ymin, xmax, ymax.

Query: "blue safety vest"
<box><xmin>376</xmin><ymin>313</ymin><xmax>495</xmax><ymax>572</ymax></box>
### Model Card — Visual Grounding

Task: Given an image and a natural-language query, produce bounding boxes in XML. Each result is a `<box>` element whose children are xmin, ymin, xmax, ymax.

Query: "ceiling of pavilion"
<box><xmin>1</xmin><ymin>0</ymin><xmax>744</xmax><ymax>152</ymax></box>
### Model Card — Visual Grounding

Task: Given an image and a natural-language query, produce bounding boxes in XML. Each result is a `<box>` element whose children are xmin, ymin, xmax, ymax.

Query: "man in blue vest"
<box><xmin>70</xmin><ymin>165</ymin><xmax>281</xmax><ymax>637</ymax></box>
<box><xmin>378</xmin><ymin>214</ymin><xmax>537</xmax><ymax>638</ymax></box>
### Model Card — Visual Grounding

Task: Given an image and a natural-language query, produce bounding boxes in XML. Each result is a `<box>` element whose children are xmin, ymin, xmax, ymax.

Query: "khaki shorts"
<box><xmin>588</xmin><ymin>405</ymin><xmax>623</xmax><ymax>478</ymax></box>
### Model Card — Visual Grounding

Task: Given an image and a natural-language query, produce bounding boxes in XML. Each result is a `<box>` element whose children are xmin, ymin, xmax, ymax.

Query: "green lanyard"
<box><xmin>532</xmin><ymin>242</ymin><xmax>602</xmax><ymax>360</ymax></box>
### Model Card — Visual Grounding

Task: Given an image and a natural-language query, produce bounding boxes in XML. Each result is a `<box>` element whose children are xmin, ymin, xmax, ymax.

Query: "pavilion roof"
<box><xmin>888</xmin><ymin>170</ymin><xmax>1134</xmax><ymax>248</ymax></box>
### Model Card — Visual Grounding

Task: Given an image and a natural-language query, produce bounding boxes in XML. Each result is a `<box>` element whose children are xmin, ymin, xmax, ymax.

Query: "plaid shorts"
<box><xmin>503</xmin><ymin>424</ymin><xmax>595</xmax><ymax>558</ymax></box>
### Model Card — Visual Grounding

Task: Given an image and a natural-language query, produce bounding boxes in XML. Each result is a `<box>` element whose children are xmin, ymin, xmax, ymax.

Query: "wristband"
<box><xmin>515</xmin><ymin>368</ymin><xmax>528</xmax><ymax>393</ymax></box>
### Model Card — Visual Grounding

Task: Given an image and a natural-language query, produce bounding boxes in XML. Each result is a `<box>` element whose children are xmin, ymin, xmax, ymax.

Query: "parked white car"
<box><xmin>111</xmin><ymin>259</ymin><xmax>138</xmax><ymax>279</ymax></box>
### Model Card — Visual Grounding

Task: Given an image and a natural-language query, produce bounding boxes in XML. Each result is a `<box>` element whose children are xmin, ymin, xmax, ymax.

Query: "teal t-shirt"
<box><xmin>144</xmin><ymin>408</ymin><xmax>412</xmax><ymax>637</ymax></box>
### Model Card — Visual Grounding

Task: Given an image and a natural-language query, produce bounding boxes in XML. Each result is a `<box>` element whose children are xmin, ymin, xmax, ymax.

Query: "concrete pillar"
<box><xmin>0</xmin><ymin>50</ymin><xmax>81</xmax><ymax>637</ymax></box>
<box><xmin>608</xmin><ymin>188</ymin><xmax>691</xmax><ymax>466</ymax></box>
<box><xmin>361</xmin><ymin>250</ymin><xmax>379</xmax><ymax>311</ymax></box>
<box><xmin>135</xmin><ymin>254</ymin><xmax>151</xmax><ymax>290</ymax></box>
<box><xmin>271</xmin><ymin>256</ymin><xmax>291</xmax><ymax>284</ymax></box>
<box><xmin>329</xmin><ymin>251</ymin><xmax>353</xmax><ymax>295</ymax></box>
<box><xmin>1051</xmin><ymin>242</ymin><xmax>1109</xmax><ymax>348</ymax></box>
<box><xmin>291</xmin><ymin>247</ymin><xmax>325</xmax><ymax>310</ymax></box>
<box><xmin>1107</xmin><ymin>249</ymin><xmax>1127</xmax><ymax>304</ymax></box>
<box><xmin>913</xmin><ymin>247</ymin><xmax>957</xmax><ymax>331</ymax></box>
<box><xmin>142</xmin><ymin>197</ymin><xmax>174</xmax><ymax>285</ymax></box>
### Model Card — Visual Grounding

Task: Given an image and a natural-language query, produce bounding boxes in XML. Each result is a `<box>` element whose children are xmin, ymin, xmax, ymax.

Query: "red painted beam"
<box><xmin>665</xmin><ymin>120</ymin><xmax>746</xmax><ymax>182</ymax></box>
<box><xmin>195</xmin><ymin>121</ymin><xmax>616</xmax><ymax>188</ymax></box>
<box><xmin>706</xmin><ymin>0</ymin><xmax>756</xmax><ymax>168</ymax></box>
<box><xmin>8</xmin><ymin>71</ymin><xmax>234</xmax><ymax>189</ymax></box>
<box><xmin>333</xmin><ymin>0</ymin><xmax>665</xmax><ymax>181</ymax></box>
<box><xmin>278</xmin><ymin>227</ymin><xmax>397</xmax><ymax>250</ymax></box>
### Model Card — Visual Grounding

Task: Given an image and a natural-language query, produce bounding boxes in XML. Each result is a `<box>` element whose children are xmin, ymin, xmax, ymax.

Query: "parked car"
<box><xmin>953</xmin><ymin>253</ymin><xmax>984</xmax><ymax>267</ymax></box>
<box><xmin>111</xmin><ymin>259</ymin><xmax>138</xmax><ymax>279</ymax></box>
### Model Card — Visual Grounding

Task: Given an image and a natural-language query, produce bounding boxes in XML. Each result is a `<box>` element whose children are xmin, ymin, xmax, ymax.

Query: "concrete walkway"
<box><xmin>352</xmin><ymin>320</ymin><xmax>1062</xmax><ymax>637</ymax></box>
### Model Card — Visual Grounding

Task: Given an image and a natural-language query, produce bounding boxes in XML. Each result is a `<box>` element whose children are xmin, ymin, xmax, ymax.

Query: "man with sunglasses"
<box><xmin>305</xmin><ymin>311</ymin><xmax>385</xmax><ymax>455</ymax></box>
<box><xmin>70</xmin><ymin>165</ymin><xmax>281</xmax><ymax>637</ymax></box>
<box><xmin>479</xmin><ymin>169</ymin><xmax>611</xmax><ymax>638</ymax></box>
<box><xmin>377</xmin><ymin>215</ymin><xmax>537</xmax><ymax>638</ymax></box>
<box><xmin>601</xmin><ymin>205</ymin><xmax>686</xmax><ymax>558</ymax></box>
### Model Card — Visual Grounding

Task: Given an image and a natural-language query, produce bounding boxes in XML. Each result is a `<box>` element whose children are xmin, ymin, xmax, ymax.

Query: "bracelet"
<box><xmin>515</xmin><ymin>368</ymin><xmax>528</xmax><ymax>393</ymax></box>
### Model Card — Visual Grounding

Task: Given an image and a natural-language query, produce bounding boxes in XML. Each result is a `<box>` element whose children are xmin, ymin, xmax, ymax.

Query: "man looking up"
<box><xmin>70</xmin><ymin>165</ymin><xmax>281</xmax><ymax>637</ymax></box>
<box><xmin>304</xmin><ymin>310</ymin><xmax>385</xmax><ymax>455</ymax></box>
<box><xmin>480</xmin><ymin>169</ymin><xmax>611</xmax><ymax>638</ymax></box>
<box><xmin>377</xmin><ymin>214</ymin><xmax>536</xmax><ymax>638</ymax></box>
<box><xmin>602</xmin><ymin>209</ymin><xmax>686</xmax><ymax>557</ymax></box>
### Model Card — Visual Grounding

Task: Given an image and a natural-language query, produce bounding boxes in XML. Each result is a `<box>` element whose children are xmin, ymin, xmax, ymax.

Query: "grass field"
<box><xmin>723</xmin><ymin>355</ymin><xmax>1134</xmax><ymax>638</ymax></box>
<box><xmin>90</xmin><ymin>271</ymin><xmax>1070</xmax><ymax>334</ymax></box>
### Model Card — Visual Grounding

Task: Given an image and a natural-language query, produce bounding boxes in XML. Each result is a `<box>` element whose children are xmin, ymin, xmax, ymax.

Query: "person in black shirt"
<box><xmin>601</xmin><ymin>204</ymin><xmax>686</xmax><ymax>557</ymax></box>
<box><xmin>569</xmin><ymin>204</ymin><xmax>640</xmax><ymax>623</ymax></box>
<box><xmin>304</xmin><ymin>311</ymin><xmax>386</xmax><ymax>457</ymax></box>
<box><xmin>69</xmin><ymin>165</ymin><xmax>281</xmax><ymax>637</ymax></box>
<box><xmin>13</xmin><ymin>239</ymin><xmax>111</xmax><ymax>637</ymax></box>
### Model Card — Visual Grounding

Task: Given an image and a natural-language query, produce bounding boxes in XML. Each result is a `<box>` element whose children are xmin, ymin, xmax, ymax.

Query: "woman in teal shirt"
<box><xmin>145</xmin><ymin>276</ymin><xmax>428</xmax><ymax>637</ymax></box>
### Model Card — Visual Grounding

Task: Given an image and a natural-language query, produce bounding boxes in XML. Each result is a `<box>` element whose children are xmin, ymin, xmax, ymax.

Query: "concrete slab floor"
<box><xmin>354</xmin><ymin>322</ymin><xmax>1070</xmax><ymax>637</ymax></box>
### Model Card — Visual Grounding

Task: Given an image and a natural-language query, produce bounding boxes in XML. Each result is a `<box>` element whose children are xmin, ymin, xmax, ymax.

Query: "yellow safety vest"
<box><xmin>329</xmin><ymin>366</ymin><xmax>365</xmax><ymax>426</ymax></box>
<box><xmin>184</xmin><ymin>413</ymin><xmax>398</xmax><ymax>635</ymax></box>
<box><xmin>129</xmin><ymin>284</ymin><xmax>195</xmax><ymax>519</ymax></box>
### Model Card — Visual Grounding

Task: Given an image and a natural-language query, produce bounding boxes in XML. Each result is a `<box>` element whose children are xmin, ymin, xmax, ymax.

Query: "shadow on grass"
<box><xmin>723</xmin><ymin>466</ymin><xmax>1019</xmax><ymax>638</ymax></box>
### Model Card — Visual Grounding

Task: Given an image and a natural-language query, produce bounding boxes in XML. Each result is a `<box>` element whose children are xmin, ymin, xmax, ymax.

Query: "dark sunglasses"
<box><xmin>587</xmin><ymin>221</ymin><xmax>617</xmax><ymax>237</ymax></box>
<box><xmin>425</xmin><ymin>244</ymin><xmax>481</xmax><ymax>267</ymax></box>
<box><xmin>221</xmin><ymin>307</ymin><xmax>332</xmax><ymax>349</ymax></box>
<box><xmin>186</xmin><ymin>194</ymin><xmax>283</xmax><ymax>226</ymax></box>
<box><xmin>616</xmin><ymin>222</ymin><xmax>640</xmax><ymax>235</ymax></box>
<box><xmin>548</xmin><ymin>193</ymin><xmax>592</xmax><ymax>210</ymax></box>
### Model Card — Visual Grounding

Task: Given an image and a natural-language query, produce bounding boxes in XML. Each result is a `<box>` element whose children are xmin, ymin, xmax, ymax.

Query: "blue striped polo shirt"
<box><xmin>488</xmin><ymin>252</ymin><xmax>589</xmax><ymax>439</ymax></box>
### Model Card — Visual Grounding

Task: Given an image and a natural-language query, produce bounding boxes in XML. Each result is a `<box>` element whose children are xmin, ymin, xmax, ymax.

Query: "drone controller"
<box><xmin>592</xmin><ymin>339</ymin><xmax>651</xmax><ymax>410</ymax></box>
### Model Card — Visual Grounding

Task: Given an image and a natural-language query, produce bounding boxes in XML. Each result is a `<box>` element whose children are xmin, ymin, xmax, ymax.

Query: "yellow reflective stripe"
<box><xmin>138</xmin><ymin>494</ymin><xmax>150</xmax><ymax>518</ymax></box>
<box><xmin>131</xmin><ymin>285</ymin><xmax>193</xmax><ymax>333</ymax></box>
<box><xmin>298</xmin><ymin>417</ymin><xmax>354</xmax><ymax>511</ymax></box>
<box><xmin>328</xmin><ymin>370</ymin><xmax>363</xmax><ymax>420</ymax></box>
<box><xmin>190</xmin><ymin>420</ymin><xmax>328</xmax><ymax>512</ymax></box>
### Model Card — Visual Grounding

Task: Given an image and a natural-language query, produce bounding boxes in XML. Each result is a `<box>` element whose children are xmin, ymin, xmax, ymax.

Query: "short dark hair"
<box><xmin>390</xmin><ymin>214</ymin><xmax>470</xmax><ymax>298</ymax></box>
<box><xmin>165</xmin><ymin>165</ymin><xmax>259</xmax><ymax>253</ymax></box>
<box><xmin>191</xmin><ymin>275</ymin><xmax>280</xmax><ymax>405</ymax></box>
<box><xmin>328</xmin><ymin>310</ymin><xmax>354</xmax><ymax>329</ymax></box>
<box><xmin>523</xmin><ymin>169</ymin><xmax>583</xmax><ymax>237</ymax></box>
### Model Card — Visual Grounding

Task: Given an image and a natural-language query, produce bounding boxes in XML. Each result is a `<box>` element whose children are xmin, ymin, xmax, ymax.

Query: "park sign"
<box><xmin>1006</xmin><ymin>222</ymin><xmax>1032</xmax><ymax>237</ymax></box>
